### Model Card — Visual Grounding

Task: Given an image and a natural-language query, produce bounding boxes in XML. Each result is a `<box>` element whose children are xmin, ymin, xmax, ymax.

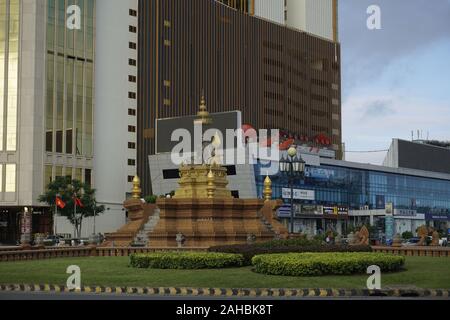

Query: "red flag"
<box><xmin>74</xmin><ymin>197</ymin><xmax>84</xmax><ymax>208</ymax></box>
<box><xmin>55</xmin><ymin>196</ymin><xmax>66</xmax><ymax>209</ymax></box>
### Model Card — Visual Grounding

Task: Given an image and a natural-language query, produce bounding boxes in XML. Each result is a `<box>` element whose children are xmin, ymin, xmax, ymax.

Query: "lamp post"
<box><xmin>279</xmin><ymin>146</ymin><xmax>306</xmax><ymax>234</ymax></box>
<box><xmin>93</xmin><ymin>200</ymin><xmax>96</xmax><ymax>235</ymax></box>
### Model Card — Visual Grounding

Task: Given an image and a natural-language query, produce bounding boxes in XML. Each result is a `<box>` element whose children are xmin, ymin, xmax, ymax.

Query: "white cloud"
<box><xmin>342</xmin><ymin>93</ymin><xmax>450</xmax><ymax>164</ymax></box>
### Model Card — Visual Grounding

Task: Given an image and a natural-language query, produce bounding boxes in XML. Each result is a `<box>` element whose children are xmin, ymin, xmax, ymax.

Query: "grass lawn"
<box><xmin>0</xmin><ymin>256</ymin><xmax>448</xmax><ymax>289</ymax></box>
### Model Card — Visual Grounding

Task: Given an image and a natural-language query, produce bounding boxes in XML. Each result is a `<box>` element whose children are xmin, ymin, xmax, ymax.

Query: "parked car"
<box><xmin>44</xmin><ymin>235</ymin><xmax>65</xmax><ymax>246</ymax></box>
<box><xmin>403</xmin><ymin>237</ymin><xmax>420</xmax><ymax>246</ymax></box>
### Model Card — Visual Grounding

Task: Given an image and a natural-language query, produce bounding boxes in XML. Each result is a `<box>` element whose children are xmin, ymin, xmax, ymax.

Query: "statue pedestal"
<box><xmin>148</xmin><ymin>198</ymin><xmax>282</xmax><ymax>247</ymax></box>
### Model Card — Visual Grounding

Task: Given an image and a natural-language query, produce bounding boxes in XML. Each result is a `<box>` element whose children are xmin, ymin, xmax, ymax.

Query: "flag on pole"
<box><xmin>74</xmin><ymin>197</ymin><xmax>84</xmax><ymax>208</ymax></box>
<box><xmin>56</xmin><ymin>196</ymin><xmax>66</xmax><ymax>209</ymax></box>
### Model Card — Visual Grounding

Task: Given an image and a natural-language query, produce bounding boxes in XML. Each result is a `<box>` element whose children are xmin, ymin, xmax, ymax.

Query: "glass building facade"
<box><xmin>44</xmin><ymin>0</ymin><xmax>95</xmax><ymax>188</ymax></box>
<box><xmin>255</xmin><ymin>163</ymin><xmax>450</xmax><ymax>216</ymax></box>
<box><xmin>0</xmin><ymin>0</ymin><xmax>19</xmax><ymax>194</ymax></box>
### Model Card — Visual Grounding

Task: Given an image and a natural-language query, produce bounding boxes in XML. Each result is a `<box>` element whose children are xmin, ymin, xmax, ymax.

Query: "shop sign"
<box><xmin>323</xmin><ymin>206</ymin><xmax>349</xmax><ymax>216</ymax></box>
<box><xmin>394</xmin><ymin>209</ymin><xmax>417</xmax><ymax>217</ymax></box>
<box><xmin>282</xmin><ymin>188</ymin><xmax>315</xmax><ymax>201</ymax></box>
<box><xmin>425</xmin><ymin>213</ymin><xmax>450</xmax><ymax>221</ymax></box>
<box><xmin>305</xmin><ymin>167</ymin><xmax>335</xmax><ymax>180</ymax></box>
<box><xmin>295</xmin><ymin>204</ymin><xmax>323</xmax><ymax>216</ymax></box>
<box><xmin>21</xmin><ymin>214</ymin><xmax>31</xmax><ymax>234</ymax></box>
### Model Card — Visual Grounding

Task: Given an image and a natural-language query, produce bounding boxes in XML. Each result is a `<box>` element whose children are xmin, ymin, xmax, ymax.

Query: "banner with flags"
<box><xmin>55</xmin><ymin>196</ymin><xmax>66</xmax><ymax>209</ymax></box>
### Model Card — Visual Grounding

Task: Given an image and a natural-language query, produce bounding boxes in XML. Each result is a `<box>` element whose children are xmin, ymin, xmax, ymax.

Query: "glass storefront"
<box><xmin>255</xmin><ymin>163</ymin><xmax>450</xmax><ymax>216</ymax></box>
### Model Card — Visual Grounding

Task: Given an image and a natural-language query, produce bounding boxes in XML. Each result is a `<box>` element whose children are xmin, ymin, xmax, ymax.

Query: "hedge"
<box><xmin>129</xmin><ymin>252</ymin><xmax>244</xmax><ymax>269</ymax></box>
<box><xmin>252</xmin><ymin>252</ymin><xmax>405</xmax><ymax>276</ymax></box>
<box><xmin>208</xmin><ymin>244</ymin><xmax>372</xmax><ymax>266</ymax></box>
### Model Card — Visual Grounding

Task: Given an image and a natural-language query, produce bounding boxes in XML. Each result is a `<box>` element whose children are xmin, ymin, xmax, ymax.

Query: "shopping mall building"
<box><xmin>149</xmin><ymin>125</ymin><xmax>450</xmax><ymax>239</ymax></box>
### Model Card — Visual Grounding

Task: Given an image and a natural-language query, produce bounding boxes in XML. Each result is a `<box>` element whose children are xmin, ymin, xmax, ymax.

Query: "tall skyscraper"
<box><xmin>138</xmin><ymin>0</ymin><xmax>342</xmax><ymax>195</ymax></box>
<box><xmin>0</xmin><ymin>0</ymin><xmax>137</xmax><ymax>243</ymax></box>
<box><xmin>216</xmin><ymin>0</ymin><xmax>339</xmax><ymax>42</ymax></box>
<box><xmin>93</xmin><ymin>0</ymin><xmax>138</xmax><ymax>235</ymax></box>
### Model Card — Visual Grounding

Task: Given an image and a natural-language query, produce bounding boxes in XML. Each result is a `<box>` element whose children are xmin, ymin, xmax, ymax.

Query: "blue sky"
<box><xmin>339</xmin><ymin>0</ymin><xmax>450</xmax><ymax>164</ymax></box>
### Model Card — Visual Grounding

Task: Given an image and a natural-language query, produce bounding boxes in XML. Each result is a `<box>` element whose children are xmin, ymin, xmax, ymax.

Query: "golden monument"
<box><xmin>104</xmin><ymin>95</ymin><xmax>288</xmax><ymax>247</ymax></box>
<box><xmin>146</xmin><ymin>95</ymin><xmax>288</xmax><ymax>247</ymax></box>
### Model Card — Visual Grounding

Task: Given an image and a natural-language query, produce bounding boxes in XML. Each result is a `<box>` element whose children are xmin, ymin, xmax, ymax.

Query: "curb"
<box><xmin>0</xmin><ymin>285</ymin><xmax>449</xmax><ymax>298</ymax></box>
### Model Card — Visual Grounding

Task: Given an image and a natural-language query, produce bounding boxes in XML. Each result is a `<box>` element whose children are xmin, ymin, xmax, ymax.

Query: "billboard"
<box><xmin>156</xmin><ymin>111</ymin><xmax>242</xmax><ymax>154</ymax></box>
<box><xmin>397</xmin><ymin>139</ymin><xmax>450</xmax><ymax>174</ymax></box>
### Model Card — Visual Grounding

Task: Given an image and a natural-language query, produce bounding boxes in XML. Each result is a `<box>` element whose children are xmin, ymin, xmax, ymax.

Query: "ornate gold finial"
<box><xmin>196</xmin><ymin>90</ymin><xmax>212</xmax><ymax>125</ymax></box>
<box><xmin>263</xmin><ymin>175</ymin><xmax>272</xmax><ymax>202</ymax></box>
<box><xmin>131</xmin><ymin>175</ymin><xmax>142</xmax><ymax>199</ymax></box>
<box><xmin>207</xmin><ymin>169</ymin><xmax>216</xmax><ymax>199</ymax></box>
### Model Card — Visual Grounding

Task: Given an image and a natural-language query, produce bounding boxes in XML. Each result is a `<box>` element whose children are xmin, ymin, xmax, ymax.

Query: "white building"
<box><xmin>0</xmin><ymin>0</ymin><xmax>138</xmax><ymax>243</ymax></box>
<box><xmin>254</xmin><ymin>0</ymin><xmax>338</xmax><ymax>42</ymax></box>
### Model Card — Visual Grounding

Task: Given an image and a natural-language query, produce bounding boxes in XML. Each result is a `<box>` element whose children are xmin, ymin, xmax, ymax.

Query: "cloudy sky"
<box><xmin>339</xmin><ymin>0</ymin><xmax>450</xmax><ymax>164</ymax></box>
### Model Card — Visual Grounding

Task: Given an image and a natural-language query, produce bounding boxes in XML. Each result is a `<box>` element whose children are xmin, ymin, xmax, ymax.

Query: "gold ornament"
<box><xmin>207</xmin><ymin>169</ymin><xmax>216</xmax><ymax>199</ymax></box>
<box><xmin>131</xmin><ymin>176</ymin><xmax>142</xmax><ymax>199</ymax></box>
<box><xmin>263</xmin><ymin>175</ymin><xmax>272</xmax><ymax>202</ymax></box>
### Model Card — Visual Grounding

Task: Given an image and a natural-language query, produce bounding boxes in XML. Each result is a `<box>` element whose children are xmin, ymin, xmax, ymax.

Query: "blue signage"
<box><xmin>425</xmin><ymin>213</ymin><xmax>450</xmax><ymax>221</ymax></box>
<box><xmin>385</xmin><ymin>215</ymin><xmax>395</xmax><ymax>240</ymax></box>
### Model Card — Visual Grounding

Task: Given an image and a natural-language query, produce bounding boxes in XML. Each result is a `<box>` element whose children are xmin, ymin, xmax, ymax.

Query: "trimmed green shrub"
<box><xmin>129</xmin><ymin>252</ymin><xmax>244</xmax><ymax>269</ymax></box>
<box><xmin>144</xmin><ymin>195</ymin><xmax>158</xmax><ymax>204</ymax></box>
<box><xmin>254</xmin><ymin>237</ymin><xmax>321</xmax><ymax>248</ymax></box>
<box><xmin>252</xmin><ymin>252</ymin><xmax>405</xmax><ymax>276</ymax></box>
<box><xmin>402</xmin><ymin>231</ymin><xmax>414</xmax><ymax>240</ymax></box>
<box><xmin>208</xmin><ymin>244</ymin><xmax>372</xmax><ymax>266</ymax></box>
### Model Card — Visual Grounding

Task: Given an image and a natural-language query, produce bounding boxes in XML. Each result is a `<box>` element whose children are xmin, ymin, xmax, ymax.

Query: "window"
<box><xmin>128</xmin><ymin>176</ymin><xmax>134</xmax><ymax>183</ymax></box>
<box><xmin>129</xmin><ymin>42</ymin><xmax>136</xmax><ymax>50</ymax></box>
<box><xmin>46</xmin><ymin>131</ymin><xmax>53</xmax><ymax>152</ymax></box>
<box><xmin>128</xmin><ymin>142</ymin><xmax>136</xmax><ymax>149</ymax></box>
<box><xmin>85</xmin><ymin>169</ymin><xmax>92</xmax><ymax>186</ymax></box>
<box><xmin>128</xmin><ymin>59</ymin><xmax>136</xmax><ymax>66</ymax></box>
<box><xmin>128</xmin><ymin>75</ymin><xmax>136</xmax><ymax>82</ymax></box>
<box><xmin>128</xmin><ymin>159</ymin><xmax>136</xmax><ymax>166</ymax></box>
<box><xmin>66</xmin><ymin>129</ymin><xmax>73</xmax><ymax>154</ymax></box>
<box><xmin>129</xmin><ymin>25</ymin><xmax>137</xmax><ymax>33</ymax></box>
<box><xmin>5</xmin><ymin>164</ymin><xmax>16</xmax><ymax>192</ymax></box>
<box><xmin>128</xmin><ymin>125</ymin><xmax>136</xmax><ymax>133</ymax></box>
<box><xmin>128</xmin><ymin>92</ymin><xmax>136</xmax><ymax>99</ymax></box>
<box><xmin>128</xmin><ymin>109</ymin><xmax>136</xmax><ymax>116</ymax></box>
<box><xmin>56</xmin><ymin>130</ymin><xmax>63</xmax><ymax>153</ymax></box>
<box><xmin>129</xmin><ymin>9</ymin><xmax>137</xmax><ymax>17</ymax></box>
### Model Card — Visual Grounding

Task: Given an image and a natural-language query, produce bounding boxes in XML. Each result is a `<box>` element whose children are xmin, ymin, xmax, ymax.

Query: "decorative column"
<box><xmin>207</xmin><ymin>169</ymin><xmax>216</xmax><ymax>199</ymax></box>
<box><xmin>263</xmin><ymin>175</ymin><xmax>272</xmax><ymax>202</ymax></box>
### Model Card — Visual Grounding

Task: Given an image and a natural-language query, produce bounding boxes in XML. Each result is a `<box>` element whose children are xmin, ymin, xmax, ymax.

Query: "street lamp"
<box><xmin>279</xmin><ymin>146</ymin><xmax>306</xmax><ymax>234</ymax></box>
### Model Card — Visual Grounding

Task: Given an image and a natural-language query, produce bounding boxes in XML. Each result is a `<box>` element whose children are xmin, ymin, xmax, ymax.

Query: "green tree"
<box><xmin>38</xmin><ymin>176</ymin><xmax>105</xmax><ymax>238</ymax></box>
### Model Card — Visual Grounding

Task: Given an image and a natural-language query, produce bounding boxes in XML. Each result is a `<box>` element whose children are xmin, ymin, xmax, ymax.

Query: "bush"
<box><xmin>402</xmin><ymin>231</ymin><xmax>414</xmax><ymax>240</ymax></box>
<box><xmin>208</xmin><ymin>244</ymin><xmax>372</xmax><ymax>266</ymax></box>
<box><xmin>254</xmin><ymin>237</ymin><xmax>321</xmax><ymax>248</ymax></box>
<box><xmin>252</xmin><ymin>252</ymin><xmax>405</xmax><ymax>276</ymax></box>
<box><xmin>129</xmin><ymin>252</ymin><xmax>244</xmax><ymax>269</ymax></box>
<box><xmin>144</xmin><ymin>195</ymin><xmax>158</xmax><ymax>204</ymax></box>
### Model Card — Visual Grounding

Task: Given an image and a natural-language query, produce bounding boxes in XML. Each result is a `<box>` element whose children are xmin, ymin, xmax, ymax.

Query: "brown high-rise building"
<box><xmin>138</xmin><ymin>0</ymin><xmax>342</xmax><ymax>195</ymax></box>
